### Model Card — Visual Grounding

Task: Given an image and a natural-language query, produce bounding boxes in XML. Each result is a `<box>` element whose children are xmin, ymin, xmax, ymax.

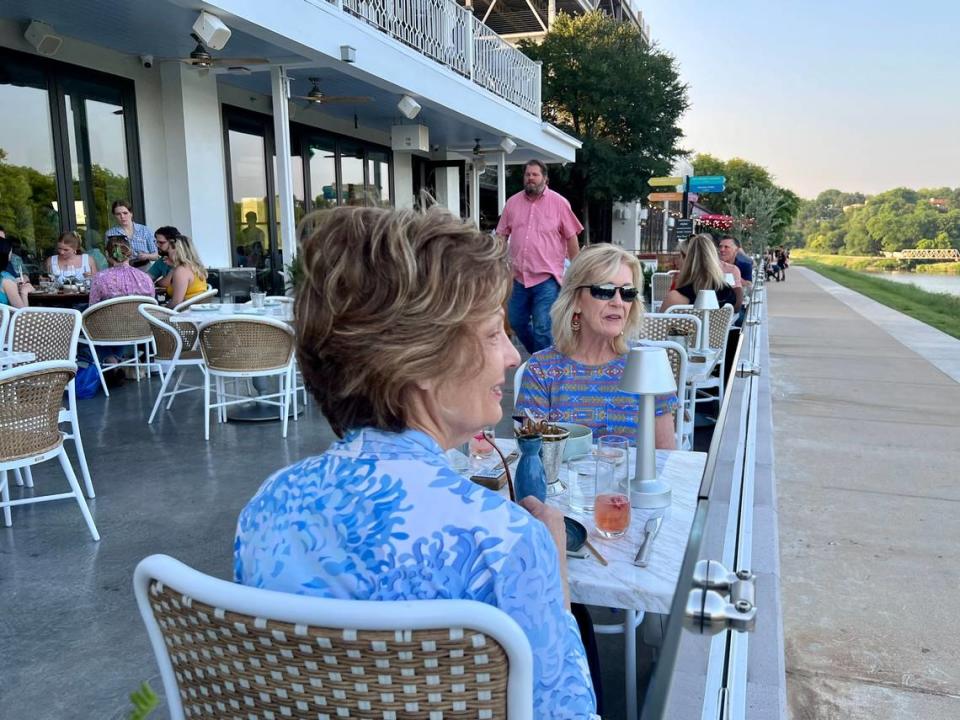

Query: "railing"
<box><xmin>321</xmin><ymin>0</ymin><xmax>541</xmax><ymax>115</ymax></box>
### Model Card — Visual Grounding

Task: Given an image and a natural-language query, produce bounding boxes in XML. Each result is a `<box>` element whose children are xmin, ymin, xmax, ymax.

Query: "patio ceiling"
<box><xmin>0</xmin><ymin>0</ymin><xmax>573</xmax><ymax>162</ymax></box>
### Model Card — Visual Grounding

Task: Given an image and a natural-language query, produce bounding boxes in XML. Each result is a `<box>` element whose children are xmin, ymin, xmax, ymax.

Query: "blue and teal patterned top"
<box><xmin>234</xmin><ymin>427</ymin><xmax>596</xmax><ymax>718</ymax></box>
<box><xmin>517</xmin><ymin>346</ymin><xmax>678</xmax><ymax>438</ymax></box>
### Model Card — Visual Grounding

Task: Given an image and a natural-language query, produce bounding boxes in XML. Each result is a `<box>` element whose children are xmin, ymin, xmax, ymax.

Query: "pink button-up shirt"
<box><xmin>89</xmin><ymin>264</ymin><xmax>155</xmax><ymax>305</ymax></box>
<box><xmin>496</xmin><ymin>188</ymin><xmax>583</xmax><ymax>288</ymax></box>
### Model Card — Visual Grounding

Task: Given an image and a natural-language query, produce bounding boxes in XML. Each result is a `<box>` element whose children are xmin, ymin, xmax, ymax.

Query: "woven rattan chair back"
<box><xmin>651</xmin><ymin>273</ymin><xmax>674</xmax><ymax>307</ymax></box>
<box><xmin>139</xmin><ymin>306</ymin><xmax>180</xmax><ymax>361</ymax></box>
<box><xmin>82</xmin><ymin>296</ymin><xmax>158</xmax><ymax>342</ymax></box>
<box><xmin>687</xmin><ymin>305</ymin><xmax>734</xmax><ymax>351</ymax></box>
<box><xmin>0</xmin><ymin>364</ymin><xmax>74</xmax><ymax>462</ymax></box>
<box><xmin>641</xmin><ymin>313</ymin><xmax>700</xmax><ymax>344</ymax></box>
<box><xmin>135</xmin><ymin>555</ymin><xmax>533</xmax><ymax>720</ymax></box>
<box><xmin>8</xmin><ymin>308</ymin><xmax>81</xmax><ymax>362</ymax></box>
<box><xmin>0</xmin><ymin>305</ymin><xmax>10</xmax><ymax>348</ymax></box>
<box><xmin>199</xmin><ymin>318</ymin><xmax>293</xmax><ymax>373</ymax></box>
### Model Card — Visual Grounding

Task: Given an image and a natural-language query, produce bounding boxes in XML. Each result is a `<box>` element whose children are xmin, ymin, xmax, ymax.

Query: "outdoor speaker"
<box><xmin>192</xmin><ymin>11</ymin><xmax>232</xmax><ymax>51</ymax></box>
<box><xmin>24</xmin><ymin>20</ymin><xmax>62</xmax><ymax>56</ymax></box>
<box><xmin>397</xmin><ymin>95</ymin><xmax>422</xmax><ymax>120</ymax></box>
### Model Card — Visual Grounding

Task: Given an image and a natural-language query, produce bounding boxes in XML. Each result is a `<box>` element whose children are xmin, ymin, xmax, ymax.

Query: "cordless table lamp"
<box><xmin>694</xmin><ymin>288</ymin><xmax>719</xmax><ymax>351</ymax></box>
<box><xmin>619</xmin><ymin>346</ymin><xmax>678</xmax><ymax>508</ymax></box>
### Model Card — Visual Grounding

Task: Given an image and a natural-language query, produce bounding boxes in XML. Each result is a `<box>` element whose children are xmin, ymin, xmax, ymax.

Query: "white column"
<box><xmin>271</xmin><ymin>66</ymin><xmax>297</xmax><ymax>260</ymax></box>
<box><xmin>159</xmin><ymin>63</ymin><xmax>230</xmax><ymax>267</ymax></box>
<box><xmin>435</xmin><ymin>166</ymin><xmax>461</xmax><ymax>218</ymax></box>
<box><xmin>469</xmin><ymin>163</ymin><xmax>480</xmax><ymax>227</ymax></box>
<box><xmin>497</xmin><ymin>152</ymin><xmax>507</xmax><ymax>213</ymax></box>
<box><xmin>393</xmin><ymin>153</ymin><xmax>414</xmax><ymax>209</ymax></box>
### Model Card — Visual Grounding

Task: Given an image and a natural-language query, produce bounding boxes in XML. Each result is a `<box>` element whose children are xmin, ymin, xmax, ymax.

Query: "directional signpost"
<box><xmin>649</xmin><ymin>176</ymin><xmax>683</xmax><ymax>187</ymax></box>
<box><xmin>648</xmin><ymin>191</ymin><xmax>683</xmax><ymax>202</ymax></box>
<box><xmin>682</xmin><ymin>175</ymin><xmax>726</xmax><ymax>218</ymax></box>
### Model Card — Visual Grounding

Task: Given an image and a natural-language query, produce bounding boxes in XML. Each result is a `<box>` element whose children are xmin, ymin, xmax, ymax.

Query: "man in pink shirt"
<box><xmin>496</xmin><ymin>160</ymin><xmax>583</xmax><ymax>353</ymax></box>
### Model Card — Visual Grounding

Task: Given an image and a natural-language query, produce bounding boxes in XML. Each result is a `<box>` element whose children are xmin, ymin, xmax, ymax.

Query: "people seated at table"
<box><xmin>88</xmin><ymin>237</ymin><xmax>155</xmax><ymax>305</ymax></box>
<box><xmin>106</xmin><ymin>199</ymin><xmax>157</xmax><ymax>269</ymax></box>
<box><xmin>0</xmin><ymin>239</ymin><xmax>31</xmax><ymax>308</ymax></box>
<box><xmin>234</xmin><ymin>206</ymin><xmax>598</xmax><ymax>719</ymax></box>
<box><xmin>149</xmin><ymin>226</ymin><xmax>177</xmax><ymax>287</ymax></box>
<box><xmin>660</xmin><ymin>233</ymin><xmax>738</xmax><ymax>312</ymax></box>
<box><xmin>47</xmin><ymin>231</ymin><xmax>97</xmax><ymax>283</ymax></box>
<box><xmin>517</xmin><ymin>244</ymin><xmax>678</xmax><ymax>449</ymax></box>
<box><xmin>0</xmin><ymin>225</ymin><xmax>26</xmax><ymax>276</ymax></box>
<box><xmin>163</xmin><ymin>234</ymin><xmax>208</xmax><ymax>307</ymax></box>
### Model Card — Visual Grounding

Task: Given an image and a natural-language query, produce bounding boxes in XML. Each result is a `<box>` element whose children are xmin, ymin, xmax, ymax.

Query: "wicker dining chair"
<box><xmin>0</xmin><ymin>361</ymin><xmax>99</xmax><ymax>541</ymax></box>
<box><xmin>173</xmin><ymin>288</ymin><xmax>218</xmax><ymax>312</ymax></box>
<box><xmin>79</xmin><ymin>295</ymin><xmax>160</xmax><ymax>396</ymax></box>
<box><xmin>650</xmin><ymin>272</ymin><xmax>675</xmax><ymax>312</ymax></box>
<box><xmin>0</xmin><ymin>305</ymin><xmax>10</xmax><ymax>350</ymax></box>
<box><xmin>197</xmin><ymin>317</ymin><xmax>296</xmax><ymax>440</ymax></box>
<box><xmin>636</xmin><ymin>339</ymin><xmax>689</xmax><ymax>449</ymax></box>
<box><xmin>139</xmin><ymin>306</ymin><xmax>207</xmax><ymax>424</ymax></box>
<box><xmin>6</xmin><ymin>307</ymin><xmax>96</xmax><ymax>499</ymax></box>
<box><xmin>641</xmin><ymin>312</ymin><xmax>702</xmax><ymax>347</ymax></box>
<box><xmin>134</xmin><ymin>554</ymin><xmax>533</xmax><ymax>720</ymax></box>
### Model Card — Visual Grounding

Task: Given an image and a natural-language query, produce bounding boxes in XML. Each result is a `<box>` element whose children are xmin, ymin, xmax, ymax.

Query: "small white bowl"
<box><xmin>556</xmin><ymin>422</ymin><xmax>593</xmax><ymax>460</ymax></box>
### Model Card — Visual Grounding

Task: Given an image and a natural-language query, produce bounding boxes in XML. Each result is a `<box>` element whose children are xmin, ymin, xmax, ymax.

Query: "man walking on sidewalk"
<box><xmin>496</xmin><ymin>159</ymin><xmax>583</xmax><ymax>354</ymax></box>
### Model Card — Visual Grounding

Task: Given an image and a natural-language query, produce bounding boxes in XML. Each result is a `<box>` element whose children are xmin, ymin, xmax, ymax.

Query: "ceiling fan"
<box><xmin>176</xmin><ymin>33</ymin><xmax>270</xmax><ymax>73</ymax></box>
<box><xmin>292</xmin><ymin>77</ymin><xmax>373</xmax><ymax>106</ymax></box>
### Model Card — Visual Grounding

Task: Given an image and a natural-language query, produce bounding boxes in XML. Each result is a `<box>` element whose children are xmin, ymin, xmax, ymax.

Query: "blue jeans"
<box><xmin>508</xmin><ymin>278</ymin><xmax>559</xmax><ymax>354</ymax></box>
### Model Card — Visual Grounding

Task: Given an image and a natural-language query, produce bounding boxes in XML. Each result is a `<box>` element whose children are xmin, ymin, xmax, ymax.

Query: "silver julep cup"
<box><xmin>540</xmin><ymin>426</ymin><xmax>570</xmax><ymax>488</ymax></box>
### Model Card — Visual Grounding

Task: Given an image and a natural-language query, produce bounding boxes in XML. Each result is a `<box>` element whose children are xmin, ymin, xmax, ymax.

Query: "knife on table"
<box><xmin>634</xmin><ymin>515</ymin><xmax>664</xmax><ymax>567</ymax></box>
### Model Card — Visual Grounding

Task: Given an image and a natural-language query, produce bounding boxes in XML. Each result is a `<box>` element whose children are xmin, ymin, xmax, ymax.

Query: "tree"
<box><xmin>520</xmin><ymin>12</ymin><xmax>688</xmax><ymax>242</ymax></box>
<box><xmin>728</xmin><ymin>186</ymin><xmax>784</xmax><ymax>254</ymax></box>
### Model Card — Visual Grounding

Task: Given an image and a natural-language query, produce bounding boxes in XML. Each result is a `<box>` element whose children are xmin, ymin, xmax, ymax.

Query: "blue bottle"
<box><xmin>514</xmin><ymin>435</ymin><xmax>547</xmax><ymax>502</ymax></box>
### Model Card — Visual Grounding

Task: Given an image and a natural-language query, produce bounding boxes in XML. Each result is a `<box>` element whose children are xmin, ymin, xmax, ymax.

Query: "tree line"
<box><xmin>789</xmin><ymin>187</ymin><xmax>960</xmax><ymax>255</ymax></box>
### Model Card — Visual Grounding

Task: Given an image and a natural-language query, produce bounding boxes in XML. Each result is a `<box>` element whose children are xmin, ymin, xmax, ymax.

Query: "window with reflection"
<box><xmin>228</xmin><ymin>129</ymin><xmax>270</xmax><ymax>271</ymax></box>
<box><xmin>0</xmin><ymin>50</ymin><xmax>142</xmax><ymax>272</ymax></box>
<box><xmin>308</xmin><ymin>138</ymin><xmax>338</xmax><ymax>210</ymax></box>
<box><xmin>338</xmin><ymin>140</ymin><xmax>366</xmax><ymax>206</ymax></box>
<box><xmin>367</xmin><ymin>150</ymin><xmax>391</xmax><ymax>207</ymax></box>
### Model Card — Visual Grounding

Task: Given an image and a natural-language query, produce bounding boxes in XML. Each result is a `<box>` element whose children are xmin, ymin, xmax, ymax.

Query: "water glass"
<box><xmin>566</xmin><ymin>453</ymin><xmax>614</xmax><ymax>513</ymax></box>
<box><xmin>469</xmin><ymin>426</ymin><xmax>495</xmax><ymax>461</ymax></box>
<box><xmin>597</xmin><ymin>435</ymin><xmax>630</xmax><ymax>484</ymax></box>
<box><xmin>251</xmin><ymin>291</ymin><xmax>266</xmax><ymax>309</ymax></box>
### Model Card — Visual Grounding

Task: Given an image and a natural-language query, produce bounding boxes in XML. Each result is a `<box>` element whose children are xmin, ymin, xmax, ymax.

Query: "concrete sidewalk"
<box><xmin>767</xmin><ymin>268</ymin><xmax>960</xmax><ymax>719</ymax></box>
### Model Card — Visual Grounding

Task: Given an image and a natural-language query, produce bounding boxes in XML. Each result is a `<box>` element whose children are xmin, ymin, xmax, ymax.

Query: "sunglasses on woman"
<box><xmin>578</xmin><ymin>284</ymin><xmax>640</xmax><ymax>302</ymax></box>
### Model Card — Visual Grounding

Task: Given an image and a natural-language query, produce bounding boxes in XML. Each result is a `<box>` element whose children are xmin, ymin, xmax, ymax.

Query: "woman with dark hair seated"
<box><xmin>235</xmin><ymin>206</ymin><xmax>597</xmax><ymax>718</ymax></box>
<box><xmin>0</xmin><ymin>239</ymin><xmax>31</xmax><ymax>308</ymax></box>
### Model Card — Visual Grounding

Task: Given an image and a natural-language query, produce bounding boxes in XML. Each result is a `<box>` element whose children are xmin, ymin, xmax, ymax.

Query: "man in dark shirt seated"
<box><xmin>719</xmin><ymin>236</ymin><xmax>753</xmax><ymax>291</ymax></box>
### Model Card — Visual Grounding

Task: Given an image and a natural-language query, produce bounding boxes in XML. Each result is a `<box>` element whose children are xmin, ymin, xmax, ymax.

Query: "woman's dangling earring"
<box><xmin>571</xmin><ymin>312</ymin><xmax>582</xmax><ymax>332</ymax></box>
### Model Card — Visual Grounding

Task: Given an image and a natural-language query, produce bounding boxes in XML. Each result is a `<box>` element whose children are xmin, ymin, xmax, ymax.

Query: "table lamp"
<box><xmin>694</xmin><ymin>289</ymin><xmax>719</xmax><ymax>351</ymax></box>
<box><xmin>619</xmin><ymin>346</ymin><xmax>678</xmax><ymax>508</ymax></box>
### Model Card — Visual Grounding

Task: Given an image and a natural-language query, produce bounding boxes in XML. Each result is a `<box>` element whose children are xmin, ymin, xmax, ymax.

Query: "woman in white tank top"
<box><xmin>47</xmin><ymin>231</ymin><xmax>97</xmax><ymax>283</ymax></box>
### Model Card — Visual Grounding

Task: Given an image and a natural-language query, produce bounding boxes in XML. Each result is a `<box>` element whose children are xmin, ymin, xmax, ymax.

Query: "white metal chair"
<box><xmin>0</xmin><ymin>361</ymin><xmax>99</xmax><ymax>541</ymax></box>
<box><xmin>642</xmin><ymin>312</ymin><xmax>702</xmax><ymax>347</ymax></box>
<box><xmin>134</xmin><ymin>554</ymin><xmax>533</xmax><ymax>720</ymax></box>
<box><xmin>139</xmin><ymin>306</ymin><xmax>207</xmax><ymax>424</ymax></box>
<box><xmin>513</xmin><ymin>360</ymin><xmax>529</xmax><ymax>410</ymax></box>
<box><xmin>637</xmin><ymin>339</ymin><xmax>689</xmax><ymax>449</ymax></box>
<box><xmin>689</xmin><ymin>304</ymin><xmax>736</xmax><ymax>409</ymax></box>
<box><xmin>197</xmin><ymin>317</ymin><xmax>296</xmax><ymax>440</ymax></box>
<box><xmin>172</xmin><ymin>288</ymin><xmax>218</xmax><ymax>312</ymax></box>
<box><xmin>0</xmin><ymin>305</ymin><xmax>10</xmax><ymax>350</ymax></box>
<box><xmin>650</xmin><ymin>272</ymin><xmax>675</xmax><ymax>312</ymax></box>
<box><xmin>6</xmin><ymin>307</ymin><xmax>96</xmax><ymax>499</ymax></box>
<box><xmin>79</xmin><ymin>295</ymin><xmax>160</xmax><ymax>396</ymax></box>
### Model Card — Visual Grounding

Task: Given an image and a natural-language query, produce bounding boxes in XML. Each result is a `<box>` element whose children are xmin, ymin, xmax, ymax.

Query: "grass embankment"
<box><xmin>794</xmin><ymin>259</ymin><xmax>960</xmax><ymax>340</ymax></box>
<box><xmin>791</xmin><ymin>249</ymin><xmax>960</xmax><ymax>274</ymax></box>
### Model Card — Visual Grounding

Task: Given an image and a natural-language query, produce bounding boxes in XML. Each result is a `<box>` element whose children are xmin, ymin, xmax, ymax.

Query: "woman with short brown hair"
<box><xmin>235</xmin><ymin>205</ymin><xmax>597</xmax><ymax>718</ymax></box>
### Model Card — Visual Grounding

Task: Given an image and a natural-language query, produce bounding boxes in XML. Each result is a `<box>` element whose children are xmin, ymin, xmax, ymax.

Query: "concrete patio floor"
<box><xmin>0</xmin><ymin>363</ymin><xmax>689</xmax><ymax>719</ymax></box>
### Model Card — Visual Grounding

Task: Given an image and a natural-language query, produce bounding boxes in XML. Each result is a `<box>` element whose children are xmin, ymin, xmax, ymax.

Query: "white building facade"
<box><xmin>0</xmin><ymin>0</ymin><xmax>579</xmax><ymax>290</ymax></box>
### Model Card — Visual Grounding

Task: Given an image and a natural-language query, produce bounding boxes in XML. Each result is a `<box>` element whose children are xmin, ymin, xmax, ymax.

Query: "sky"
<box><xmin>641</xmin><ymin>1</ymin><xmax>960</xmax><ymax>199</ymax></box>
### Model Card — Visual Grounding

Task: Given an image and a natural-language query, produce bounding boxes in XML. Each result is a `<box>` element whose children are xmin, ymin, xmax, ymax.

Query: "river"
<box><xmin>868</xmin><ymin>271</ymin><xmax>960</xmax><ymax>297</ymax></box>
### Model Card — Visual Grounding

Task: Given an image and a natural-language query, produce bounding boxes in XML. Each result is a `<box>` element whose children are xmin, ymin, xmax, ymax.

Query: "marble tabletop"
<box><xmin>0</xmin><ymin>350</ymin><xmax>36</xmax><ymax>367</ymax></box>
<box><xmin>173</xmin><ymin>303</ymin><xmax>293</xmax><ymax>324</ymax></box>
<box><xmin>495</xmin><ymin>439</ymin><xmax>707</xmax><ymax>614</ymax></box>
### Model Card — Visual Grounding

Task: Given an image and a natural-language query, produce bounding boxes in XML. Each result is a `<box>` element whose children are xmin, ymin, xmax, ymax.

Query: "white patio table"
<box><xmin>492</xmin><ymin>439</ymin><xmax>707</xmax><ymax>720</ymax></box>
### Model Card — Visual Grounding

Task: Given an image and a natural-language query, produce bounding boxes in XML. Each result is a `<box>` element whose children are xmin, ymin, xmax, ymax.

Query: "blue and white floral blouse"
<box><xmin>235</xmin><ymin>427</ymin><xmax>597</xmax><ymax>718</ymax></box>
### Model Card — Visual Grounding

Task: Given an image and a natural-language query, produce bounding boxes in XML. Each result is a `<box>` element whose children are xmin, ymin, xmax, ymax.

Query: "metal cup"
<box><xmin>540</xmin><ymin>426</ymin><xmax>570</xmax><ymax>491</ymax></box>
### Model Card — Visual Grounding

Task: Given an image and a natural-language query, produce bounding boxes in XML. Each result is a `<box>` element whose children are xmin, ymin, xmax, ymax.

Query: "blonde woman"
<box><xmin>660</xmin><ymin>233</ymin><xmax>736</xmax><ymax>312</ymax></box>
<box><xmin>47</xmin><ymin>231</ymin><xmax>97</xmax><ymax>283</ymax></box>
<box><xmin>163</xmin><ymin>234</ymin><xmax>208</xmax><ymax>307</ymax></box>
<box><xmin>516</xmin><ymin>244</ymin><xmax>677</xmax><ymax>449</ymax></box>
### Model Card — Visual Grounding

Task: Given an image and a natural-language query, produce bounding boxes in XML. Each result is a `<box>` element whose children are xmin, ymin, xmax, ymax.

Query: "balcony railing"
<box><xmin>313</xmin><ymin>0</ymin><xmax>541</xmax><ymax>116</ymax></box>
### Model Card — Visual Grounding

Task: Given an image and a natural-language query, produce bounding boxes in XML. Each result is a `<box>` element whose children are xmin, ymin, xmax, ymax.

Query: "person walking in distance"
<box><xmin>496</xmin><ymin>159</ymin><xmax>583</xmax><ymax>354</ymax></box>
